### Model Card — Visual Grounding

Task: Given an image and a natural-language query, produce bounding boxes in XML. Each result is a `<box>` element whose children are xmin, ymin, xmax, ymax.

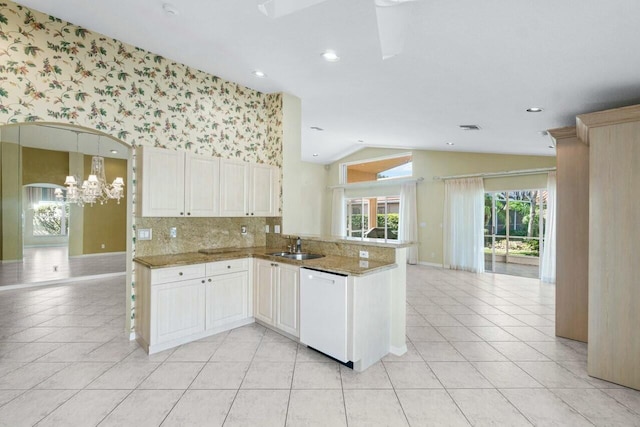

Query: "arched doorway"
<box><xmin>0</xmin><ymin>122</ymin><xmax>134</xmax><ymax>332</ymax></box>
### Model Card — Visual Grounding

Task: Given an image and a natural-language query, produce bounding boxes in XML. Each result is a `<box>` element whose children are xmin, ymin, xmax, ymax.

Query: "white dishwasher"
<box><xmin>299</xmin><ymin>267</ymin><xmax>350</xmax><ymax>364</ymax></box>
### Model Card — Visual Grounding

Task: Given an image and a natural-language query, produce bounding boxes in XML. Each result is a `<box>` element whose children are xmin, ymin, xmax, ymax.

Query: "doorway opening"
<box><xmin>484</xmin><ymin>189</ymin><xmax>547</xmax><ymax>278</ymax></box>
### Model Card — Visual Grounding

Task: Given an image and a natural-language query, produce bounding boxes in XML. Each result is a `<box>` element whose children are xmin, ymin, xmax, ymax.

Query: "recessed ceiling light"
<box><xmin>526</xmin><ymin>107</ymin><xmax>543</xmax><ymax>113</ymax></box>
<box><xmin>446</xmin><ymin>142</ymin><xmax>454</xmax><ymax>146</ymax></box>
<box><xmin>110</xmin><ymin>149</ymin><xmax>118</xmax><ymax>154</ymax></box>
<box><xmin>252</xmin><ymin>70</ymin><xmax>266</xmax><ymax>78</ymax></box>
<box><xmin>321</xmin><ymin>50</ymin><xmax>340</xmax><ymax>62</ymax></box>
<box><xmin>310</xmin><ymin>126</ymin><xmax>324</xmax><ymax>131</ymax></box>
<box><xmin>162</xmin><ymin>3</ymin><xmax>179</xmax><ymax>15</ymax></box>
<box><xmin>313</xmin><ymin>153</ymin><xmax>319</xmax><ymax>157</ymax></box>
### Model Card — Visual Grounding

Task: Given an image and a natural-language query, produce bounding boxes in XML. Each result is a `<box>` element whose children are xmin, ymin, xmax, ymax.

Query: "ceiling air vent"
<box><xmin>459</xmin><ymin>125</ymin><xmax>481</xmax><ymax>131</ymax></box>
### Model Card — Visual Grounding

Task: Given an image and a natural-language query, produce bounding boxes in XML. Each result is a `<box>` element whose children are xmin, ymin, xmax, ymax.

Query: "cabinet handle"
<box><xmin>246</xmin><ymin>213</ymin><xmax>249</xmax><ymax>216</ymax></box>
<box><xmin>208</xmin><ymin>278</ymin><xmax>212</xmax><ymax>282</ymax></box>
<box><xmin>179</xmin><ymin>272</ymin><xmax>183</xmax><ymax>276</ymax></box>
<box><xmin>227</xmin><ymin>265</ymin><xmax>231</xmax><ymax>269</ymax></box>
<box><xmin>180</xmin><ymin>212</ymin><xmax>184</xmax><ymax>216</ymax></box>
<box><xmin>251</xmin><ymin>213</ymin><xmax>254</xmax><ymax>216</ymax></box>
<box><xmin>201</xmin><ymin>279</ymin><xmax>205</xmax><ymax>283</ymax></box>
<box><xmin>187</xmin><ymin>212</ymin><xmax>191</xmax><ymax>216</ymax></box>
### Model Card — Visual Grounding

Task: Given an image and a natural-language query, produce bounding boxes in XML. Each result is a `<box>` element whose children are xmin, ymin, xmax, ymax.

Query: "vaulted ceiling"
<box><xmin>16</xmin><ymin>0</ymin><xmax>640</xmax><ymax>163</ymax></box>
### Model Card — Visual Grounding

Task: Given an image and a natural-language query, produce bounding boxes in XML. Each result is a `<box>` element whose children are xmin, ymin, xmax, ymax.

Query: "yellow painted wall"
<box><xmin>22</xmin><ymin>147</ymin><xmax>68</xmax><ymax>186</ymax></box>
<box><xmin>1</xmin><ymin>142</ymin><xmax>22</xmax><ymax>261</ymax></box>
<box><xmin>82</xmin><ymin>155</ymin><xmax>127</xmax><ymax>254</ymax></box>
<box><xmin>325</xmin><ymin>147</ymin><xmax>556</xmax><ymax>265</ymax></box>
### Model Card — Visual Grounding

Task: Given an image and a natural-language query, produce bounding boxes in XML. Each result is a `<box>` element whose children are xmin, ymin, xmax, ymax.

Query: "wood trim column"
<box><xmin>577</xmin><ymin>105</ymin><xmax>640</xmax><ymax>390</ymax></box>
<box><xmin>548</xmin><ymin>126</ymin><xmax>588</xmax><ymax>343</ymax></box>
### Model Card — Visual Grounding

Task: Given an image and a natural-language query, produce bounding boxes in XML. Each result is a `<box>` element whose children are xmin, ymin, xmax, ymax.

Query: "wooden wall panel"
<box><xmin>586</xmin><ymin>121</ymin><xmax>640</xmax><ymax>390</ymax></box>
<box><xmin>554</xmin><ymin>131</ymin><xmax>589</xmax><ymax>342</ymax></box>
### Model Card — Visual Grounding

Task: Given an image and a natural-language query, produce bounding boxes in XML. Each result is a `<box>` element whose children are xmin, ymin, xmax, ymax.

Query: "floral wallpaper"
<box><xmin>0</xmin><ymin>0</ymin><xmax>283</xmax><ymax>329</ymax></box>
<box><xmin>0</xmin><ymin>1</ymin><xmax>282</xmax><ymax>164</ymax></box>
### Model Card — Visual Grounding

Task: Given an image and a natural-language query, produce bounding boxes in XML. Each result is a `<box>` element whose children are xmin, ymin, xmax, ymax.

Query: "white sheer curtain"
<box><xmin>331</xmin><ymin>188</ymin><xmax>346</xmax><ymax>237</ymax></box>
<box><xmin>540</xmin><ymin>172</ymin><xmax>557</xmax><ymax>283</ymax></box>
<box><xmin>399</xmin><ymin>182</ymin><xmax>418</xmax><ymax>264</ymax></box>
<box><xmin>443</xmin><ymin>177</ymin><xmax>485</xmax><ymax>273</ymax></box>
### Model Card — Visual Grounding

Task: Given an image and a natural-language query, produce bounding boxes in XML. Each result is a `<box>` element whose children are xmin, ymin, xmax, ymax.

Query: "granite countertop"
<box><xmin>290</xmin><ymin>234</ymin><xmax>416</xmax><ymax>248</ymax></box>
<box><xmin>134</xmin><ymin>246</ymin><xmax>396</xmax><ymax>276</ymax></box>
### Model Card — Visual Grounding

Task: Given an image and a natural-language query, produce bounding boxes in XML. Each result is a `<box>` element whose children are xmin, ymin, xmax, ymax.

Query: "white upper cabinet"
<box><xmin>137</xmin><ymin>146</ymin><xmax>219</xmax><ymax>217</ymax></box>
<box><xmin>219</xmin><ymin>159</ymin><xmax>249</xmax><ymax>217</ymax></box>
<box><xmin>220</xmin><ymin>158</ymin><xmax>279</xmax><ymax>217</ymax></box>
<box><xmin>137</xmin><ymin>146</ymin><xmax>185</xmax><ymax>217</ymax></box>
<box><xmin>250</xmin><ymin>163</ymin><xmax>279</xmax><ymax>217</ymax></box>
<box><xmin>138</xmin><ymin>147</ymin><xmax>279</xmax><ymax>217</ymax></box>
<box><xmin>185</xmin><ymin>153</ymin><xmax>220</xmax><ymax>217</ymax></box>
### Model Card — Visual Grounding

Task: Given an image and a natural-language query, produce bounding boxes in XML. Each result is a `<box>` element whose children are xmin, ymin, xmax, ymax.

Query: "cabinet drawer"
<box><xmin>152</xmin><ymin>264</ymin><xmax>206</xmax><ymax>284</ymax></box>
<box><xmin>206</xmin><ymin>258</ymin><xmax>249</xmax><ymax>276</ymax></box>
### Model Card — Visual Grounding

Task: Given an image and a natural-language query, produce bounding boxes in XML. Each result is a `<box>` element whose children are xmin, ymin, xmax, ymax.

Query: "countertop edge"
<box><xmin>134</xmin><ymin>250</ymin><xmax>397</xmax><ymax>277</ymax></box>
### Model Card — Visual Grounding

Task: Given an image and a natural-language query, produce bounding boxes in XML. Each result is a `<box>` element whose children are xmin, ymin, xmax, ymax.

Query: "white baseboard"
<box><xmin>0</xmin><ymin>271</ymin><xmax>126</xmax><ymax>291</ymax></box>
<box><xmin>417</xmin><ymin>261</ymin><xmax>444</xmax><ymax>268</ymax></box>
<box><xmin>389</xmin><ymin>345</ymin><xmax>408</xmax><ymax>356</ymax></box>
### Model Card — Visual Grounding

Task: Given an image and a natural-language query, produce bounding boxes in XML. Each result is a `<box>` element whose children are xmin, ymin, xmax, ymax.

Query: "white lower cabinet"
<box><xmin>151</xmin><ymin>278</ymin><xmax>206</xmax><ymax>345</ymax></box>
<box><xmin>135</xmin><ymin>259</ymin><xmax>252</xmax><ymax>354</ymax></box>
<box><xmin>206</xmin><ymin>271</ymin><xmax>249</xmax><ymax>330</ymax></box>
<box><xmin>275</xmin><ymin>263</ymin><xmax>299</xmax><ymax>337</ymax></box>
<box><xmin>253</xmin><ymin>259</ymin><xmax>299</xmax><ymax>338</ymax></box>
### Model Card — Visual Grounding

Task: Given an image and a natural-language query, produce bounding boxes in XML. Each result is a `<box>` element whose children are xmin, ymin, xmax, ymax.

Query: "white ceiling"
<box><xmin>15</xmin><ymin>0</ymin><xmax>640</xmax><ymax>163</ymax></box>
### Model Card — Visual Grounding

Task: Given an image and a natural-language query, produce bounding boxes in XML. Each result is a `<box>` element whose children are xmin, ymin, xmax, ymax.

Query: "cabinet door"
<box><xmin>219</xmin><ymin>159</ymin><xmax>249</xmax><ymax>216</ymax></box>
<box><xmin>138</xmin><ymin>146</ymin><xmax>185</xmax><ymax>217</ymax></box>
<box><xmin>151</xmin><ymin>278</ymin><xmax>205</xmax><ymax>345</ymax></box>
<box><xmin>276</xmin><ymin>263</ymin><xmax>299</xmax><ymax>337</ymax></box>
<box><xmin>254</xmin><ymin>259</ymin><xmax>275</xmax><ymax>325</ymax></box>
<box><xmin>185</xmin><ymin>153</ymin><xmax>220</xmax><ymax>217</ymax></box>
<box><xmin>206</xmin><ymin>271</ymin><xmax>248</xmax><ymax>330</ymax></box>
<box><xmin>250</xmin><ymin>163</ymin><xmax>279</xmax><ymax>217</ymax></box>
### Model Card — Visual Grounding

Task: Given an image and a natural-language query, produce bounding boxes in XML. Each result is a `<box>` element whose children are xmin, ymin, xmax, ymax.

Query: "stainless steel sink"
<box><xmin>269</xmin><ymin>252</ymin><xmax>325</xmax><ymax>260</ymax></box>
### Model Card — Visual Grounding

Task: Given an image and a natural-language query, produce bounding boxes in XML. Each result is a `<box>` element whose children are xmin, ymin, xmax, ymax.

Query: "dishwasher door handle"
<box><xmin>307</xmin><ymin>274</ymin><xmax>335</xmax><ymax>284</ymax></box>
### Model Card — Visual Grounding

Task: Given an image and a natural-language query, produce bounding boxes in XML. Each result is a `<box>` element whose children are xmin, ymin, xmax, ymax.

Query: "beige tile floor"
<box><xmin>0</xmin><ymin>266</ymin><xmax>639</xmax><ymax>426</ymax></box>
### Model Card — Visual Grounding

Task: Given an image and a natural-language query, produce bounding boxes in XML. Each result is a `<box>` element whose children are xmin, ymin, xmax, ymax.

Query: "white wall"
<box><xmin>281</xmin><ymin>93</ymin><xmax>328</xmax><ymax>236</ymax></box>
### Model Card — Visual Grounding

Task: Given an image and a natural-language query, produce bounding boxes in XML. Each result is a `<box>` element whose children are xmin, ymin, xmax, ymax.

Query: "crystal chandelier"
<box><xmin>55</xmin><ymin>135</ymin><xmax>125</xmax><ymax>207</ymax></box>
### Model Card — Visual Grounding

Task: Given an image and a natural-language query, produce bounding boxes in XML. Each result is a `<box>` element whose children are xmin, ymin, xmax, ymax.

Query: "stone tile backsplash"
<box><xmin>135</xmin><ymin>217</ymin><xmax>268</xmax><ymax>256</ymax></box>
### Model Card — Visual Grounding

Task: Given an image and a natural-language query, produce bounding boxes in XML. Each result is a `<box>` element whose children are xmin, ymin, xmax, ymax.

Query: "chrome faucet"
<box><xmin>295</xmin><ymin>237</ymin><xmax>302</xmax><ymax>253</ymax></box>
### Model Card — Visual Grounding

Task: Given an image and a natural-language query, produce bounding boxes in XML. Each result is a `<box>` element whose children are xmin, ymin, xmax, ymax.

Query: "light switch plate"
<box><xmin>138</xmin><ymin>228</ymin><xmax>152</xmax><ymax>240</ymax></box>
<box><xmin>359</xmin><ymin>260</ymin><xmax>369</xmax><ymax>268</ymax></box>
<box><xmin>274</xmin><ymin>225</ymin><xmax>281</xmax><ymax>233</ymax></box>
<box><xmin>170</xmin><ymin>227</ymin><xmax>177</xmax><ymax>238</ymax></box>
<box><xmin>359</xmin><ymin>250</ymin><xmax>369</xmax><ymax>259</ymax></box>
<box><xmin>265</xmin><ymin>225</ymin><xmax>270</xmax><ymax>233</ymax></box>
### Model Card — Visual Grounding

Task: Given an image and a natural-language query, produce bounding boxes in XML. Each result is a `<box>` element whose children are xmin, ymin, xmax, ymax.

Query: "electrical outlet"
<box><xmin>265</xmin><ymin>225</ymin><xmax>270</xmax><ymax>233</ymax></box>
<box><xmin>101</xmin><ymin>243</ymin><xmax>105</xmax><ymax>249</ymax></box>
<box><xmin>359</xmin><ymin>250</ymin><xmax>369</xmax><ymax>259</ymax></box>
<box><xmin>137</xmin><ymin>228</ymin><xmax>152</xmax><ymax>240</ymax></box>
<box><xmin>241</xmin><ymin>225</ymin><xmax>247</xmax><ymax>235</ymax></box>
<box><xmin>170</xmin><ymin>227</ymin><xmax>177</xmax><ymax>238</ymax></box>
<box><xmin>359</xmin><ymin>260</ymin><xmax>369</xmax><ymax>268</ymax></box>
<box><xmin>274</xmin><ymin>225</ymin><xmax>280</xmax><ymax>233</ymax></box>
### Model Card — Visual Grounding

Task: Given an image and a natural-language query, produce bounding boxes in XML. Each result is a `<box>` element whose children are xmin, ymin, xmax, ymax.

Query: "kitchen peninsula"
<box><xmin>134</xmin><ymin>235</ymin><xmax>410</xmax><ymax>371</ymax></box>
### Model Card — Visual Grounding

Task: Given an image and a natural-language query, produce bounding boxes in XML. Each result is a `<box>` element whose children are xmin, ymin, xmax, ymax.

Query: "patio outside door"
<box><xmin>484</xmin><ymin>190</ymin><xmax>547</xmax><ymax>278</ymax></box>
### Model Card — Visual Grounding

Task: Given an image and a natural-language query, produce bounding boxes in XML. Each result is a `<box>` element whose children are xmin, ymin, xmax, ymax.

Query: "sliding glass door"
<box><xmin>484</xmin><ymin>190</ymin><xmax>547</xmax><ymax>277</ymax></box>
